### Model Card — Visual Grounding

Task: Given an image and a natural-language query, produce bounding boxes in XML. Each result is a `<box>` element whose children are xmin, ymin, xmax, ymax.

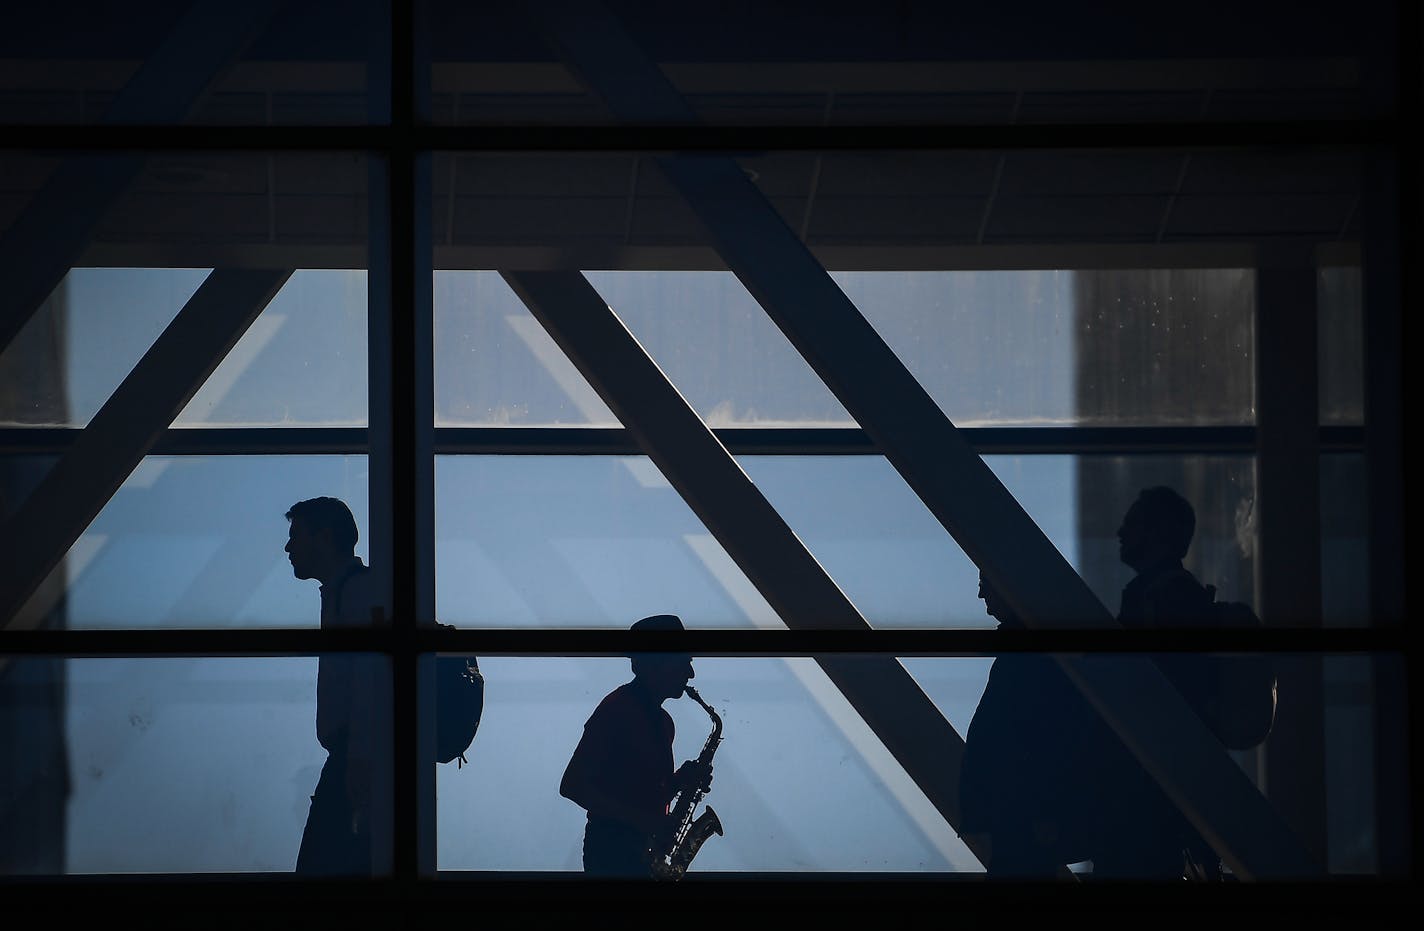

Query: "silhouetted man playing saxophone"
<box><xmin>560</xmin><ymin>614</ymin><xmax>715</xmax><ymax>878</ymax></box>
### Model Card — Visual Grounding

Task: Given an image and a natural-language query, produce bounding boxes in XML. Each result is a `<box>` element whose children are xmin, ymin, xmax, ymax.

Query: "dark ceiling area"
<box><xmin>0</xmin><ymin>0</ymin><xmax>1402</xmax><ymax>126</ymax></box>
<box><xmin>0</xmin><ymin>3</ymin><xmax>1401</xmax><ymax>266</ymax></box>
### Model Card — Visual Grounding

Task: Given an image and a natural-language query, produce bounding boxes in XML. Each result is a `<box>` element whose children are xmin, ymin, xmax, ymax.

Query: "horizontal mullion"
<box><xmin>1</xmin><ymin>626</ymin><xmax>1404</xmax><ymax>656</ymax></box>
<box><xmin>5</xmin><ymin>119</ymin><xmax>1402</xmax><ymax>152</ymax></box>
<box><xmin>0</xmin><ymin>425</ymin><xmax>1368</xmax><ymax>456</ymax></box>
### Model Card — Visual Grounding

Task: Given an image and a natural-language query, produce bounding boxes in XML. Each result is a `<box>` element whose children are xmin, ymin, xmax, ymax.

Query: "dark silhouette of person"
<box><xmin>1092</xmin><ymin>485</ymin><xmax>1221</xmax><ymax>880</ymax></box>
<box><xmin>559</xmin><ymin>614</ymin><xmax>713</xmax><ymax>878</ymax></box>
<box><xmin>958</xmin><ymin>570</ymin><xmax>1108</xmax><ymax>878</ymax></box>
<box><xmin>286</xmin><ymin>496</ymin><xmax>391</xmax><ymax>876</ymax></box>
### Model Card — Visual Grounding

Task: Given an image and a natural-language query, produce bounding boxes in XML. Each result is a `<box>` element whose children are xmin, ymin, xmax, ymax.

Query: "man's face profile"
<box><xmin>285</xmin><ymin>517</ymin><xmax>322</xmax><ymax>581</ymax></box>
<box><xmin>1116</xmin><ymin>499</ymin><xmax>1151</xmax><ymax>570</ymax></box>
<box><xmin>977</xmin><ymin>572</ymin><xmax>1016</xmax><ymax>625</ymax></box>
<box><xmin>638</xmin><ymin>653</ymin><xmax>695</xmax><ymax>701</ymax></box>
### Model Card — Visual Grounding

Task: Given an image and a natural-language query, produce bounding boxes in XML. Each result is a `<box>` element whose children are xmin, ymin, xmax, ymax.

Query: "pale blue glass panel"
<box><xmin>435</xmin><ymin>455</ymin><xmax>766</xmax><ymax>628</ymax></box>
<box><xmin>832</xmin><ymin>270</ymin><xmax>1076</xmax><ymax>426</ymax></box>
<box><xmin>435</xmin><ymin>454</ymin><xmax>1076</xmax><ymax>629</ymax></box>
<box><xmin>59</xmin><ymin>656</ymin><xmax>386</xmax><ymax>874</ymax></box>
<box><xmin>0</xmin><ymin>267</ymin><xmax>205</xmax><ymax>426</ymax></box>
<box><xmin>434</xmin><ymin>453</ymin><xmax>1282</xmax><ymax>630</ymax></box>
<box><xmin>435</xmin><ymin>268</ymin><xmax>1256</xmax><ymax>428</ymax></box>
<box><xmin>0</xmin><ymin>268</ymin><xmax>367</xmax><ymax>427</ymax></box>
<box><xmin>40</xmin><ymin>455</ymin><xmax>368</xmax><ymax>629</ymax></box>
<box><xmin>435</xmin><ymin>652</ymin><xmax>1389</xmax><ymax>875</ymax></box>
<box><xmin>61</xmin><ymin>268</ymin><xmax>208</xmax><ymax>423</ymax></box>
<box><xmin>435</xmin><ymin>270</ymin><xmax>618</xmax><ymax>426</ymax></box>
<box><xmin>4</xmin><ymin>650</ymin><xmax>1381</xmax><ymax>876</ymax></box>
<box><xmin>741</xmin><ymin>455</ymin><xmax>1078</xmax><ymax>628</ymax></box>
<box><xmin>174</xmin><ymin>270</ymin><xmax>368</xmax><ymax>427</ymax></box>
<box><xmin>588</xmin><ymin>270</ymin><xmax>851</xmax><ymax>427</ymax></box>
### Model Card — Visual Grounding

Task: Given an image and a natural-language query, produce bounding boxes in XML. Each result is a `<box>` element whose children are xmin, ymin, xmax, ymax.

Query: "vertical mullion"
<box><xmin>1358</xmin><ymin>0</ymin><xmax>1416</xmax><ymax>880</ymax></box>
<box><xmin>390</xmin><ymin>0</ymin><xmax>438</xmax><ymax>883</ymax></box>
<box><xmin>365</xmin><ymin>0</ymin><xmax>397</xmax><ymax>884</ymax></box>
<box><xmin>384</xmin><ymin>0</ymin><xmax>423</xmax><ymax>888</ymax></box>
<box><xmin>1254</xmin><ymin>240</ymin><xmax>1326</xmax><ymax>863</ymax></box>
<box><xmin>390</xmin><ymin>0</ymin><xmax>416</xmax><ymax>887</ymax></box>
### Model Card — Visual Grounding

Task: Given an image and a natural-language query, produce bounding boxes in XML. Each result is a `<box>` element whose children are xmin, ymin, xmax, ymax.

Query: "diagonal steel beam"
<box><xmin>525</xmin><ymin>0</ymin><xmax>1106</xmax><ymax>630</ymax></box>
<box><xmin>526</xmin><ymin>0</ymin><xmax>1320</xmax><ymax>879</ymax></box>
<box><xmin>0</xmin><ymin>0</ymin><xmax>288</xmax><ymax>356</ymax></box>
<box><xmin>0</xmin><ymin>268</ymin><xmax>293</xmax><ymax>630</ymax></box>
<box><xmin>502</xmin><ymin>269</ymin><xmax>987</xmax><ymax>869</ymax></box>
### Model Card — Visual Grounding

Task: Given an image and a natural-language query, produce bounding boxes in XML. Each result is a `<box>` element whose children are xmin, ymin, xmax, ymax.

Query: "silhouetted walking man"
<box><xmin>959</xmin><ymin>570</ymin><xmax>1107</xmax><ymax>878</ymax></box>
<box><xmin>1094</xmin><ymin>485</ymin><xmax>1220</xmax><ymax>880</ymax></box>
<box><xmin>560</xmin><ymin>614</ymin><xmax>713</xmax><ymax>878</ymax></box>
<box><xmin>286</xmin><ymin>496</ymin><xmax>391</xmax><ymax>876</ymax></box>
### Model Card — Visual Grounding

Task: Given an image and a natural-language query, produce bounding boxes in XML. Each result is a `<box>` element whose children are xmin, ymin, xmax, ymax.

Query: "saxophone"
<box><xmin>649</xmin><ymin>685</ymin><xmax>724</xmax><ymax>880</ymax></box>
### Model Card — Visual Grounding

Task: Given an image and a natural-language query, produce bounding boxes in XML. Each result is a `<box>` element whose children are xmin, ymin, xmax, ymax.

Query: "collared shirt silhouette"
<box><xmin>560</xmin><ymin>614</ymin><xmax>712</xmax><ymax>878</ymax></box>
<box><xmin>286</xmin><ymin>496</ymin><xmax>391</xmax><ymax>876</ymax></box>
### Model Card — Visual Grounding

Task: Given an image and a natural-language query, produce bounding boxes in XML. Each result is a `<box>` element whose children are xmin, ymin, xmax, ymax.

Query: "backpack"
<box><xmin>1193</xmin><ymin>588</ymin><xmax>1277</xmax><ymax>750</ymax></box>
<box><xmin>1146</xmin><ymin>572</ymin><xmax>1279</xmax><ymax>751</ymax></box>
<box><xmin>434</xmin><ymin>625</ymin><xmax>485</xmax><ymax>767</ymax></box>
<box><xmin>333</xmin><ymin>566</ymin><xmax>485</xmax><ymax>766</ymax></box>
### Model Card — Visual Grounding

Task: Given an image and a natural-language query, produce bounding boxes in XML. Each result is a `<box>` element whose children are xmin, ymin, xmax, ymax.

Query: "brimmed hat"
<box><xmin>630</xmin><ymin>613</ymin><xmax>684</xmax><ymax>633</ymax></box>
<box><xmin>628</xmin><ymin>614</ymin><xmax>688</xmax><ymax>660</ymax></box>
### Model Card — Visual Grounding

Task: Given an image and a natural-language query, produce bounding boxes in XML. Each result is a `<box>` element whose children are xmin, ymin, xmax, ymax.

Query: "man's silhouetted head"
<box><xmin>1117</xmin><ymin>486</ymin><xmax>1195</xmax><ymax>573</ymax></box>
<box><xmin>629</xmin><ymin>614</ymin><xmax>694</xmax><ymax>702</ymax></box>
<box><xmin>977</xmin><ymin>570</ymin><xmax>1022</xmax><ymax>629</ymax></box>
<box><xmin>285</xmin><ymin>496</ymin><xmax>358</xmax><ymax>585</ymax></box>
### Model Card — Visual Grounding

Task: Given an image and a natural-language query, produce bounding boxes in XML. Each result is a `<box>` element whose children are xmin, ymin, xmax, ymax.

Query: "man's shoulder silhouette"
<box><xmin>1123</xmin><ymin>563</ymin><xmax>1213</xmax><ymax>628</ymax></box>
<box><xmin>330</xmin><ymin>560</ymin><xmax>377</xmax><ymax>626</ymax></box>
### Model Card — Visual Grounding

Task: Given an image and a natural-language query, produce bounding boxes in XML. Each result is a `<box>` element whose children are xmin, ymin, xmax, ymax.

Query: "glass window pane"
<box><xmin>436</xmin><ymin>655</ymin><xmax>983</xmax><ymax>873</ymax></box>
<box><xmin>1</xmin><ymin>651</ymin><xmax>1389</xmax><ymax>877</ymax></box>
<box><xmin>436</xmin><ymin>454</ymin><xmax>1267</xmax><ymax>629</ymax></box>
<box><xmin>431</xmin><ymin>148</ymin><xmax>1368</xmax><ymax>428</ymax></box>
<box><xmin>0</xmin><ymin>151</ymin><xmax>370</xmax><ymax>428</ymax></box>
<box><xmin>435</xmin><ymin>455</ymin><xmax>771</xmax><ymax>628</ymax></box>
<box><xmin>434</xmin><ymin>270</ymin><xmax>618</xmax><ymax>427</ymax></box>
<box><xmin>174</xmin><ymin>269</ymin><xmax>368</xmax><ymax>427</ymax></box>
<box><xmin>0</xmin><ymin>268</ymin><xmax>367</xmax><ymax>429</ymax></box>
<box><xmin>1073</xmin><ymin>455</ymin><xmax>1258</xmax><ymax>620</ymax></box>
<box><xmin>432</xmin><ymin>265</ymin><xmax>1258</xmax><ymax>429</ymax></box>
<box><xmin>1</xmin><ymin>655</ymin><xmax>389</xmax><ymax>875</ymax></box>
<box><xmin>1062</xmin><ymin>269</ymin><xmax>1255</xmax><ymax>426</ymax></box>
<box><xmin>739</xmin><ymin>455</ymin><xmax>1075</xmax><ymax>627</ymax></box>
<box><xmin>433</xmin><ymin>652</ymin><xmax>1394</xmax><ymax>878</ymax></box>
<box><xmin>12</xmin><ymin>455</ymin><xmax>369</xmax><ymax>630</ymax></box>
<box><xmin>590</xmin><ymin>270</ymin><xmax>852</xmax><ymax>427</ymax></box>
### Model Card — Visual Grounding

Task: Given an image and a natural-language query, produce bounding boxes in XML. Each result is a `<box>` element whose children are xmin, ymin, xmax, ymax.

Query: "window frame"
<box><xmin>0</xmin><ymin>0</ymin><xmax>1415</xmax><ymax>912</ymax></box>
